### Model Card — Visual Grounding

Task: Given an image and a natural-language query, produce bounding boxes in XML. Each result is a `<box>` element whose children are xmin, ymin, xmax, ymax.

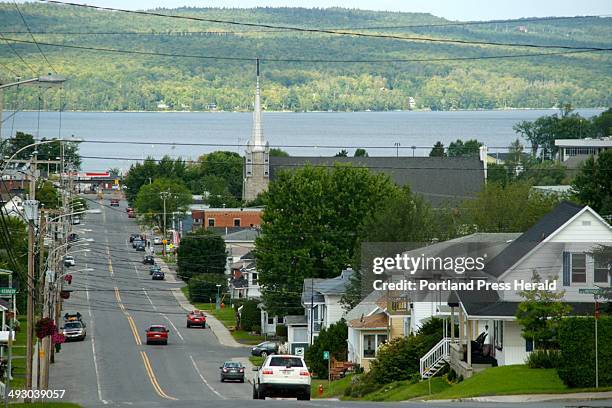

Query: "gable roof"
<box><xmin>485</xmin><ymin>201</ymin><xmax>584</xmax><ymax>278</ymax></box>
<box><xmin>349</xmin><ymin>313</ymin><xmax>388</xmax><ymax>329</ymax></box>
<box><xmin>302</xmin><ymin>268</ymin><xmax>354</xmax><ymax>305</ymax></box>
<box><xmin>269</xmin><ymin>156</ymin><xmax>484</xmax><ymax>207</ymax></box>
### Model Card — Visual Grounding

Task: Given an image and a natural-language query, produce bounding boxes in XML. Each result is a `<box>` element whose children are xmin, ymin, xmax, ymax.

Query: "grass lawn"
<box><xmin>11</xmin><ymin>404</ymin><xmax>82</xmax><ymax>407</ymax></box>
<box><xmin>360</xmin><ymin>377</ymin><xmax>451</xmax><ymax>401</ymax></box>
<box><xmin>428</xmin><ymin>365</ymin><xmax>612</xmax><ymax>400</ymax></box>
<box><xmin>9</xmin><ymin>317</ymin><xmax>28</xmax><ymax>390</ymax></box>
<box><xmin>180</xmin><ymin>291</ymin><xmax>265</xmax><ymax>345</ymax></box>
<box><xmin>249</xmin><ymin>356</ymin><xmax>265</xmax><ymax>367</ymax></box>
<box><xmin>311</xmin><ymin>375</ymin><xmax>353</xmax><ymax>399</ymax></box>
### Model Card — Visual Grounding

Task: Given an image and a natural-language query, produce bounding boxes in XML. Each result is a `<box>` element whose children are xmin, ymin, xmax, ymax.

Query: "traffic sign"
<box><xmin>0</xmin><ymin>288</ymin><xmax>17</xmax><ymax>295</ymax></box>
<box><xmin>323</xmin><ymin>351</ymin><xmax>330</xmax><ymax>360</ymax></box>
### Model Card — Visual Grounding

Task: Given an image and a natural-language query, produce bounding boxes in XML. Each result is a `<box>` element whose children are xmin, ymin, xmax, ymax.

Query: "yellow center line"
<box><xmin>140</xmin><ymin>351</ymin><xmax>178</xmax><ymax>401</ymax></box>
<box><xmin>114</xmin><ymin>286</ymin><xmax>141</xmax><ymax>345</ymax></box>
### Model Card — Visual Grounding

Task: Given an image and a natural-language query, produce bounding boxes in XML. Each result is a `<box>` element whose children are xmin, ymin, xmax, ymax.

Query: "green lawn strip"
<box><xmin>361</xmin><ymin>377</ymin><xmax>450</xmax><ymax>401</ymax></box>
<box><xmin>184</xmin><ymin>298</ymin><xmax>264</xmax><ymax>345</ymax></box>
<box><xmin>311</xmin><ymin>375</ymin><xmax>353</xmax><ymax>399</ymax></box>
<box><xmin>249</xmin><ymin>356</ymin><xmax>264</xmax><ymax>367</ymax></box>
<box><xmin>427</xmin><ymin>365</ymin><xmax>612</xmax><ymax>400</ymax></box>
<box><xmin>9</xmin><ymin>317</ymin><xmax>28</xmax><ymax>390</ymax></box>
<box><xmin>10</xmin><ymin>404</ymin><xmax>82</xmax><ymax>408</ymax></box>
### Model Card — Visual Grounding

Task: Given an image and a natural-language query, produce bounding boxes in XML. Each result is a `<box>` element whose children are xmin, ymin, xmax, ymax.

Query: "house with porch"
<box><xmin>421</xmin><ymin>202</ymin><xmax>611</xmax><ymax>379</ymax></box>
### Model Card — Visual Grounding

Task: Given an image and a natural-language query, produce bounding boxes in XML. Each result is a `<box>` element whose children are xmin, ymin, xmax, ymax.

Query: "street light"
<box><xmin>216</xmin><ymin>284</ymin><xmax>222</xmax><ymax>310</ymax></box>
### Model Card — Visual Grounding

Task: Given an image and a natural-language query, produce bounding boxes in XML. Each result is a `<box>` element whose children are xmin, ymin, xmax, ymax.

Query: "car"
<box><xmin>153</xmin><ymin>237</ymin><xmax>162</xmax><ymax>245</ymax></box>
<box><xmin>136</xmin><ymin>242</ymin><xmax>146</xmax><ymax>251</ymax></box>
<box><xmin>71</xmin><ymin>216</ymin><xmax>81</xmax><ymax>225</ymax></box>
<box><xmin>145</xmin><ymin>325</ymin><xmax>169</xmax><ymax>345</ymax></box>
<box><xmin>187</xmin><ymin>310</ymin><xmax>206</xmax><ymax>328</ymax></box>
<box><xmin>129</xmin><ymin>233</ymin><xmax>141</xmax><ymax>243</ymax></box>
<box><xmin>143</xmin><ymin>255</ymin><xmax>155</xmax><ymax>265</ymax></box>
<box><xmin>252</xmin><ymin>355</ymin><xmax>311</xmax><ymax>400</ymax></box>
<box><xmin>151</xmin><ymin>271</ymin><xmax>165</xmax><ymax>280</ymax></box>
<box><xmin>132</xmin><ymin>238</ymin><xmax>142</xmax><ymax>248</ymax></box>
<box><xmin>149</xmin><ymin>265</ymin><xmax>161</xmax><ymax>275</ymax></box>
<box><xmin>64</xmin><ymin>256</ymin><xmax>75</xmax><ymax>267</ymax></box>
<box><xmin>63</xmin><ymin>311</ymin><xmax>83</xmax><ymax>322</ymax></box>
<box><xmin>128</xmin><ymin>211</ymin><xmax>136</xmax><ymax>219</ymax></box>
<box><xmin>110</xmin><ymin>198</ymin><xmax>119</xmax><ymax>207</ymax></box>
<box><xmin>251</xmin><ymin>341</ymin><xmax>279</xmax><ymax>358</ymax></box>
<box><xmin>62</xmin><ymin>320</ymin><xmax>87</xmax><ymax>341</ymax></box>
<box><xmin>68</xmin><ymin>233</ymin><xmax>79</xmax><ymax>243</ymax></box>
<box><xmin>126</xmin><ymin>207</ymin><xmax>133</xmax><ymax>213</ymax></box>
<box><xmin>220</xmin><ymin>361</ymin><xmax>245</xmax><ymax>382</ymax></box>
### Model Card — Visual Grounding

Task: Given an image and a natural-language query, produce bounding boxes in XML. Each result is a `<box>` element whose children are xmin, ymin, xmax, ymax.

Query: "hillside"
<box><xmin>0</xmin><ymin>3</ymin><xmax>610</xmax><ymax>111</ymax></box>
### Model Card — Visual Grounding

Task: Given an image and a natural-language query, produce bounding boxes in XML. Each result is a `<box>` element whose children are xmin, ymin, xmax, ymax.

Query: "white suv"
<box><xmin>252</xmin><ymin>355</ymin><xmax>311</xmax><ymax>400</ymax></box>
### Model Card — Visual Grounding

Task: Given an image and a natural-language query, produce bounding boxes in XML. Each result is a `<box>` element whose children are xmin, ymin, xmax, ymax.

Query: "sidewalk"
<box><xmin>426</xmin><ymin>391</ymin><xmax>612</xmax><ymax>403</ymax></box>
<box><xmin>154</xmin><ymin>255</ymin><xmax>247</xmax><ymax>349</ymax></box>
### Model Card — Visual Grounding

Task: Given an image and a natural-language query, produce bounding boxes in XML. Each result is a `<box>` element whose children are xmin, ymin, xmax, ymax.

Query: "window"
<box><xmin>251</xmin><ymin>272</ymin><xmax>258</xmax><ymax>284</ymax></box>
<box><xmin>363</xmin><ymin>334</ymin><xmax>387</xmax><ymax>358</ymax></box>
<box><xmin>208</xmin><ymin>218</ymin><xmax>215</xmax><ymax>227</ymax></box>
<box><xmin>526</xmin><ymin>338</ymin><xmax>533</xmax><ymax>352</ymax></box>
<box><xmin>571</xmin><ymin>253</ymin><xmax>586</xmax><ymax>283</ymax></box>
<box><xmin>268</xmin><ymin>317</ymin><xmax>274</xmax><ymax>325</ymax></box>
<box><xmin>233</xmin><ymin>218</ymin><xmax>241</xmax><ymax>227</ymax></box>
<box><xmin>594</xmin><ymin>255</ymin><xmax>610</xmax><ymax>284</ymax></box>
<box><xmin>494</xmin><ymin>321</ymin><xmax>504</xmax><ymax>350</ymax></box>
<box><xmin>269</xmin><ymin>357</ymin><xmax>303</xmax><ymax>367</ymax></box>
<box><xmin>277</xmin><ymin>316</ymin><xmax>284</xmax><ymax>324</ymax></box>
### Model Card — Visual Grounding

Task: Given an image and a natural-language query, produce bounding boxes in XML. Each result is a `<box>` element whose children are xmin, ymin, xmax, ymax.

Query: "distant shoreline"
<box><xmin>11</xmin><ymin>107</ymin><xmax>607</xmax><ymax>114</ymax></box>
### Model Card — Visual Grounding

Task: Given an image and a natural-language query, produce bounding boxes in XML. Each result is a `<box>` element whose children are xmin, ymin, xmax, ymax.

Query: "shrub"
<box><xmin>557</xmin><ymin>316</ymin><xmax>612</xmax><ymax>388</ymax></box>
<box><xmin>251</xmin><ymin>325</ymin><xmax>261</xmax><ymax>334</ymax></box>
<box><xmin>526</xmin><ymin>349</ymin><xmax>562</xmax><ymax>368</ymax></box>
<box><xmin>305</xmin><ymin>320</ymin><xmax>348</xmax><ymax>378</ymax></box>
<box><xmin>187</xmin><ymin>274</ymin><xmax>227</xmax><ymax>303</ymax></box>
<box><xmin>240</xmin><ymin>299</ymin><xmax>261</xmax><ymax>332</ymax></box>
<box><xmin>447</xmin><ymin>368</ymin><xmax>457</xmax><ymax>383</ymax></box>
<box><xmin>275</xmin><ymin>324</ymin><xmax>288</xmax><ymax>338</ymax></box>
<box><xmin>343</xmin><ymin>374</ymin><xmax>380</xmax><ymax>398</ymax></box>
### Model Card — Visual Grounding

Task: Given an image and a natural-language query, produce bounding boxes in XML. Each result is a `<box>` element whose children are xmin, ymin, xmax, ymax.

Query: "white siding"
<box><xmin>549</xmin><ymin>210</ymin><xmax>612</xmax><ymax>243</ymax></box>
<box><xmin>348</xmin><ymin>327</ymin><xmax>360</xmax><ymax>364</ymax></box>
<box><xmin>495</xmin><ymin>321</ymin><xmax>528</xmax><ymax>366</ymax></box>
<box><xmin>411</xmin><ymin>302</ymin><xmax>440</xmax><ymax>332</ymax></box>
<box><xmin>289</xmin><ymin>326</ymin><xmax>308</xmax><ymax>344</ymax></box>
<box><xmin>325</xmin><ymin>295</ymin><xmax>346</xmax><ymax>327</ymax></box>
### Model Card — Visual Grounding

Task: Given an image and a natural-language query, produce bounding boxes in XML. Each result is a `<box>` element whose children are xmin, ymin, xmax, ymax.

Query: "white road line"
<box><xmin>132</xmin><ymin>263</ymin><xmax>141</xmax><ymax>279</ymax></box>
<box><xmin>86</xmin><ymin>264</ymin><xmax>109</xmax><ymax>405</ymax></box>
<box><xmin>142</xmin><ymin>288</ymin><xmax>184</xmax><ymax>342</ymax></box>
<box><xmin>189</xmin><ymin>355</ymin><xmax>225</xmax><ymax>400</ymax></box>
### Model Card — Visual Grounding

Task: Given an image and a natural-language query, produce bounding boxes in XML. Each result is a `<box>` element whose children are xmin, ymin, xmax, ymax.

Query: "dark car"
<box><xmin>220</xmin><ymin>361</ymin><xmax>245</xmax><ymax>383</ymax></box>
<box><xmin>110</xmin><ymin>198</ymin><xmax>119</xmax><ymax>207</ymax></box>
<box><xmin>68</xmin><ymin>233</ymin><xmax>79</xmax><ymax>243</ymax></box>
<box><xmin>152</xmin><ymin>271</ymin><xmax>165</xmax><ymax>280</ymax></box>
<box><xmin>129</xmin><ymin>233</ymin><xmax>141</xmax><ymax>243</ymax></box>
<box><xmin>136</xmin><ymin>242</ymin><xmax>146</xmax><ymax>251</ymax></box>
<box><xmin>149</xmin><ymin>265</ymin><xmax>161</xmax><ymax>275</ymax></box>
<box><xmin>251</xmin><ymin>341</ymin><xmax>279</xmax><ymax>357</ymax></box>
<box><xmin>143</xmin><ymin>255</ymin><xmax>155</xmax><ymax>265</ymax></box>
<box><xmin>132</xmin><ymin>238</ymin><xmax>143</xmax><ymax>248</ymax></box>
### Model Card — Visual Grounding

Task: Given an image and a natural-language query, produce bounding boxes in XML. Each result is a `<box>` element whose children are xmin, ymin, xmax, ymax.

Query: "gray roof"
<box><xmin>485</xmin><ymin>201</ymin><xmax>584</xmax><ymax>278</ymax></box>
<box><xmin>284</xmin><ymin>315</ymin><xmax>307</xmax><ymax>325</ymax></box>
<box><xmin>302</xmin><ymin>268</ymin><xmax>354</xmax><ymax>305</ymax></box>
<box><xmin>344</xmin><ymin>289</ymin><xmax>381</xmax><ymax>322</ymax></box>
<box><xmin>462</xmin><ymin>298</ymin><xmax>596</xmax><ymax>317</ymax></box>
<box><xmin>269</xmin><ymin>156</ymin><xmax>484</xmax><ymax>207</ymax></box>
<box><xmin>223</xmin><ymin>228</ymin><xmax>260</xmax><ymax>242</ymax></box>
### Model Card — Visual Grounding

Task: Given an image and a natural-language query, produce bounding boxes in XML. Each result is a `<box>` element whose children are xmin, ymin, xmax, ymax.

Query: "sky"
<box><xmin>22</xmin><ymin>0</ymin><xmax>612</xmax><ymax>21</ymax></box>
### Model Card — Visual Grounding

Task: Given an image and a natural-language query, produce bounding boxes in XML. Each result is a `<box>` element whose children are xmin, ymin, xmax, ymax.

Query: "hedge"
<box><xmin>557</xmin><ymin>316</ymin><xmax>612</xmax><ymax>388</ymax></box>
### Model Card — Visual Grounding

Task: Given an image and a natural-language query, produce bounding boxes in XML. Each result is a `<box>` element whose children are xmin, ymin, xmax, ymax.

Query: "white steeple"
<box><xmin>249</xmin><ymin>58</ymin><xmax>267</xmax><ymax>153</ymax></box>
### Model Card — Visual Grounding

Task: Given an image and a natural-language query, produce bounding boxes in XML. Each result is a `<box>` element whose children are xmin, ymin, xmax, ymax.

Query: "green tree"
<box><xmin>592</xmin><ymin>108</ymin><xmax>612</xmax><ymax>137</ymax></box>
<box><xmin>187</xmin><ymin>273</ymin><xmax>227</xmax><ymax>302</ymax></box>
<box><xmin>177</xmin><ymin>229</ymin><xmax>227</xmax><ymax>279</ymax></box>
<box><xmin>429</xmin><ymin>141</ymin><xmax>446</xmax><ymax>157</ymax></box>
<box><xmin>516</xmin><ymin>271</ymin><xmax>571</xmax><ymax>350</ymax></box>
<box><xmin>134</xmin><ymin>178</ymin><xmax>192</xmax><ymax>230</ymax></box>
<box><xmin>354</xmin><ymin>148</ymin><xmax>369</xmax><ymax>157</ymax></box>
<box><xmin>460</xmin><ymin>182</ymin><xmax>562</xmax><ymax>232</ymax></box>
<box><xmin>3</xmin><ymin>131</ymin><xmax>34</xmax><ymax>160</ymax></box>
<box><xmin>35</xmin><ymin>181</ymin><xmax>59</xmax><ymax>209</ymax></box>
<box><xmin>195</xmin><ymin>151</ymin><xmax>243</xmax><ymax>199</ymax></box>
<box><xmin>572</xmin><ymin>150</ymin><xmax>612</xmax><ymax>214</ymax></box>
<box><xmin>239</xmin><ymin>299</ymin><xmax>261</xmax><ymax>332</ymax></box>
<box><xmin>256</xmin><ymin>164</ymin><xmax>398</xmax><ymax>316</ymax></box>
<box><xmin>270</xmin><ymin>148</ymin><xmax>290</xmax><ymax>157</ymax></box>
<box><xmin>37</xmin><ymin>138</ymin><xmax>82</xmax><ymax>170</ymax></box>
<box><xmin>334</xmin><ymin>149</ymin><xmax>349</xmax><ymax>157</ymax></box>
<box><xmin>305</xmin><ymin>320</ymin><xmax>348</xmax><ymax>378</ymax></box>
<box><xmin>447</xmin><ymin>139</ymin><xmax>482</xmax><ymax>157</ymax></box>
<box><xmin>201</xmin><ymin>175</ymin><xmax>241</xmax><ymax>208</ymax></box>
<box><xmin>0</xmin><ymin>217</ymin><xmax>28</xmax><ymax>310</ymax></box>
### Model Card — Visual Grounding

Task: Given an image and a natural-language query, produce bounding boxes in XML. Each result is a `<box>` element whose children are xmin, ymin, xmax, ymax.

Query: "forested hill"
<box><xmin>0</xmin><ymin>3</ymin><xmax>610</xmax><ymax>111</ymax></box>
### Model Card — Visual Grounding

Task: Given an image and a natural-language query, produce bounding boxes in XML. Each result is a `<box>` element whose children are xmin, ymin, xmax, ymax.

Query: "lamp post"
<box><xmin>216</xmin><ymin>284</ymin><xmax>222</xmax><ymax>310</ymax></box>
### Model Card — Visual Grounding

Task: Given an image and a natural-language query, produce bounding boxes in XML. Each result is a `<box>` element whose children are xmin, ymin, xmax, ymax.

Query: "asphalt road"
<box><xmin>48</xmin><ymin>194</ymin><xmax>612</xmax><ymax>408</ymax></box>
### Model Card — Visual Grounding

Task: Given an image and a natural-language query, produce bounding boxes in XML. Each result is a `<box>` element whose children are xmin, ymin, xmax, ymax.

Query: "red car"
<box><xmin>128</xmin><ymin>211</ymin><xmax>136</xmax><ymax>218</ymax></box>
<box><xmin>187</xmin><ymin>310</ymin><xmax>206</xmax><ymax>328</ymax></box>
<box><xmin>110</xmin><ymin>198</ymin><xmax>119</xmax><ymax>207</ymax></box>
<box><xmin>126</xmin><ymin>207</ymin><xmax>133</xmax><ymax>213</ymax></box>
<box><xmin>145</xmin><ymin>325</ymin><xmax>169</xmax><ymax>345</ymax></box>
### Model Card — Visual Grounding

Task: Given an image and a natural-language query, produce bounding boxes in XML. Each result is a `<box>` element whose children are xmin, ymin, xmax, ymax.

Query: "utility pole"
<box><xmin>23</xmin><ymin>153</ymin><xmax>39</xmax><ymax>401</ymax></box>
<box><xmin>38</xmin><ymin>211</ymin><xmax>49</xmax><ymax>389</ymax></box>
<box><xmin>160</xmin><ymin>191</ymin><xmax>170</xmax><ymax>257</ymax></box>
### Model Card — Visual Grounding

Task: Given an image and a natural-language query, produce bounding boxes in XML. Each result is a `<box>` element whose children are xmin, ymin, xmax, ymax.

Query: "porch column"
<box><xmin>467</xmin><ymin>319</ymin><xmax>472</xmax><ymax>366</ymax></box>
<box><xmin>450</xmin><ymin>307</ymin><xmax>455</xmax><ymax>342</ymax></box>
<box><xmin>459</xmin><ymin>307</ymin><xmax>465</xmax><ymax>344</ymax></box>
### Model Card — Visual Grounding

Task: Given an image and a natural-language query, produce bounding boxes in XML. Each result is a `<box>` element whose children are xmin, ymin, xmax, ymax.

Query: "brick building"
<box><xmin>192</xmin><ymin>208</ymin><xmax>262</xmax><ymax>230</ymax></box>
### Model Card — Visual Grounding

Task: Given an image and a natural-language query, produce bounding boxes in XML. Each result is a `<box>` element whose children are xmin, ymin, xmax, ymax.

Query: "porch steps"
<box><xmin>419</xmin><ymin>337</ymin><xmax>452</xmax><ymax>379</ymax></box>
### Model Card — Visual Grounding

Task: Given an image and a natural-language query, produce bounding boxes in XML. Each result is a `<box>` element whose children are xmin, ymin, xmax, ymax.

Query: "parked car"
<box><xmin>149</xmin><ymin>265</ymin><xmax>161</xmax><ymax>275</ymax></box>
<box><xmin>64</xmin><ymin>256</ymin><xmax>75</xmax><ymax>267</ymax></box>
<box><xmin>132</xmin><ymin>238</ymin><xmax>142</xmax><ymax>248</ymax></box>
<box><xmin>128</xmin><ymin>211</ymin><xmax>136</xmax><ymax>218</ymax></box>
<box><xmin>136</xmin><ymin>242</ymin><xmax>146</xmax><ymax>251</ymax></box>
<box><xmin>68</xmin><ymin>233</ymin><xmax>79</xmax><ymax>243</ymax></box>
<box><xmin>62</xmin><ymin>321</ymin><xmax>87</xmax><ymax>341</ymax></box>
<box><xmin>126</xmin><ymin>207</ymin><xmax>133</xmax><ymax>212</ymax></box>
<box><xmin>145</xmin><ymin>325</ymin><xmax>169</xmax><ymax>345</ymax></box>
<box><xmin>151</xmin><ymin>271</ymin><xmax>165</xmax><ymax>280</ymax></box>
<box><xmin>129</xmin><ymin>233</ymin><xmax>141</xmax><ymax>243</ymax></box>
<box><xmin>143</xmin><ymin>255</ymin><xmax>155</xmax><ymax>265</ymax></box>
<box><xmin>153</xmin><ymin>237</ymin><xmax>162</xmax><ymax>245</ymax></box>
<box><xmin>251</xmin><ymin>341</ymin><xmax>279</xmax><ymax>358</ymax></box>
<box><xmin>187</xmin><ymin>310</ymin><xmax>206</xmax><ymax>328</ymax></box>
<box><xmin>220</xmin><ymin>361</ymin><xmax>245</xmax><ymax>382</ymax></box>
<box><xmin>63</xmin><ymin>311</ymin><xmax>83</xmax><ymax>322</ymax></box>
<box><xmin>252</xmin><ymin>355</ymin><xmax>311</xmax><ymax>400</ymax></box>
<box><xmin>71</xmin><ymin>216</ymin><xmax>81</xmax><ymax>225</ymax></box>
<box><xmin>110</xmin><ymin>198</ymin><xmax>119</xmax><ymax>207</ymax></box>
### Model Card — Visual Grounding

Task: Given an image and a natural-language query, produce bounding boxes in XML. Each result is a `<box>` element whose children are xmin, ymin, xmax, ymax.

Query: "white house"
<box><xmin>229</xmin><ymin>250</ymin><xmax>262</xmax><ymax>300</ymax></box>
<box><xmin>1</xmin><ymin>195</ymin><xmax>24</xmax><ymax>220</ymax></box>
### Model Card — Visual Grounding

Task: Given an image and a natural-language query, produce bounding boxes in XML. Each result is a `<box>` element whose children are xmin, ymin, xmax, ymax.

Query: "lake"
<box><xmin>1</xmin><ymin>109</ymin><xmax>604</xmax><ymax>171</ymax></box>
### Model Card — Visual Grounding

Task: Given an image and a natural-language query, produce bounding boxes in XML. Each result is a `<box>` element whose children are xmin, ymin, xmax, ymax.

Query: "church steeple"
<box><xmin>243</xmin><ymin>58</ymin><xmax>270</xmax><ymax>202</ymax></box>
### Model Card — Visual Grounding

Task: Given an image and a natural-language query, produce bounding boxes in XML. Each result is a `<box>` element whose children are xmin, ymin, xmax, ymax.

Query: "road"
<box><xmin>49</xmin><ymin>195</ymin><xmax>612</xmax><ymax>408</ymax></box>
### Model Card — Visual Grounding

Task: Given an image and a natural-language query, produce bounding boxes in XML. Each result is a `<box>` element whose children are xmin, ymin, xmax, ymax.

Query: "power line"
<box><xmin>0</xmin><ymin>60</ymin><xmax>20</xmax><ymax>77</ymax></box>
<box><xmin>12</xmin><ymin>0</ymin><xmax>57</xmax><ymax>74</ymax></box>
<box><xmin>0</xmin><ymin>32</ymin><xmax>37</xmax><ymax>75</ymax></box>
<box><xmin>34</xmin><ymin>1</ymin><xmax>611</xmax><ymax>51</ymax></box>
<box><xmin>3</xmin><ymin>37</ymin><xmax>608</xmax><ymax>64</ymax></box>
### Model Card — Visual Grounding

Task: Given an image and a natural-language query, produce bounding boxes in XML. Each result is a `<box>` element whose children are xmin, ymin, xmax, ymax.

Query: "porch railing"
<box><xmin>420</xmin><ymin>337</ymin><xmax>452</xmax><ymax>379</ymax></box>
